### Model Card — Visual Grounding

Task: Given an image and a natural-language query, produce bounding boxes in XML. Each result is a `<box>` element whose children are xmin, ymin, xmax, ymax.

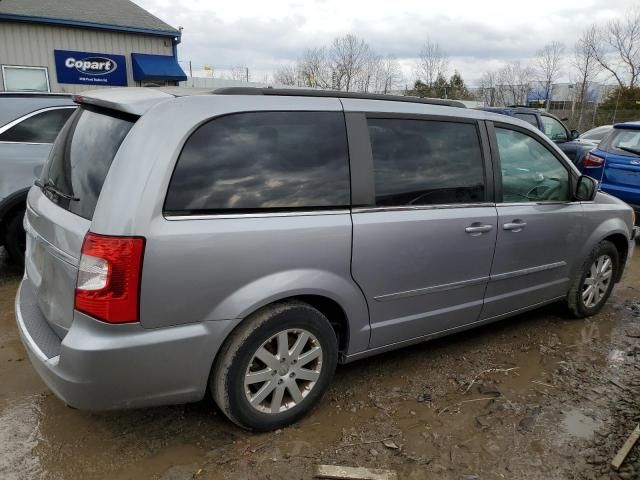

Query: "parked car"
<box><xmin>16</xmin><ymin>87</ymin><xmax>637</xmax><ymax>431</ymax></box>
<box><xmin>477</xmin><ymin>106</ymin><xmax>584</xmax><ymax>161</ymax></box>
<box><xmin>0</xmin><ymin>93</ymin><xmax>76</xmax><ymax>262</ymax></box>
<box><xmin>577</xmin><ymin>125</ymin><xmax>613</xmax><ymax>145</ymax></box>
<box><xmin>567</xmin><ymin>125</ymin><xmax>614</xmax><ymax>169</ymax></box>
<box><xmin>580</xmin><ymin>121</ymin><xmax>640</xmax><ymax>225</ymax></box>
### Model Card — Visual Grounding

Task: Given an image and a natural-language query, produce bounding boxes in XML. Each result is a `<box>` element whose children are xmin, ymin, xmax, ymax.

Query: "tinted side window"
<box><xmin>165</xmin><ymin>112</ymin><xmax>350</xmax><ymax>213</ymax></box>
<box><xmin>513</xmin><ymin>113</ymin><xmax>538</xmax><ymax>128</ymax></box>
<box><xmin>540</xmin><ymin>115</ymin><xmax>568</xmax><ymax>142</ymax></box>
<box><xmin>0</xmin><ymin>108</ymin><xmax>75</xmax><ymax>143</ymax></box>
<box><xmin>367</xmin><ymin>118</ymin><xmax>485</xmax><ymax>206</ymax></box>
<box><xmin>496</xmin><ymin>127</ymin><xmax>570</xmax><ymax>203</ymax></box>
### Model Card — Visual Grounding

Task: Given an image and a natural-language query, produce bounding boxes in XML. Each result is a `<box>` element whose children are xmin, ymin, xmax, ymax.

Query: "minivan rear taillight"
<box><xmin>75</xmin><ymin>233</ymin><xmax>145</xmax><ymax>323</ymax></box>
<box><xmin>583</xmin><ymin>152</ymin><xmax>605</xmax><ymax>168</ymax></box>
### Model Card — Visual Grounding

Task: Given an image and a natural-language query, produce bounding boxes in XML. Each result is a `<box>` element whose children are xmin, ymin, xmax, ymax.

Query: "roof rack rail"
<box><xmin>213</xmin><ymin>87</ymin><xmax>466</xmax><ymax>108</ymax></box>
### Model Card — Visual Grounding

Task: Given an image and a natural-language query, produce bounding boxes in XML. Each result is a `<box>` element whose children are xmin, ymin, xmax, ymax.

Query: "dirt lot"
<box><xmin>1</xmin><ymin>247</ymin><xmax>639</xmax><ymax>480</ymax></box>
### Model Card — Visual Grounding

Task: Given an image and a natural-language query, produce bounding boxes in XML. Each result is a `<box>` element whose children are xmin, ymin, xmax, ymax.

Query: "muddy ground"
<box><xmin>1</xmin><ymin>247</ymin><xmax>639</xmax><ymax>480</ymax></box>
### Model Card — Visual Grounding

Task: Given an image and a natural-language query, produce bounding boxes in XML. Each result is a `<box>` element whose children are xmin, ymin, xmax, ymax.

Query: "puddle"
<box><xmin>560</xmin><ymin>410</ymin><xmax>602</xmax><ymax>439</ymax></box>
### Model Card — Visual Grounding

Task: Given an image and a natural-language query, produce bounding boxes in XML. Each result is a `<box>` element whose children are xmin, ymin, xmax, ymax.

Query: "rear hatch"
<box><xmin>600</xmin><ymin>126</ymin><xmax>640</xmax><ymax>206</ymax></box>
<box><xmin>24</xmin><ymin>105</ymin><xmax>136</xmax><ymax>336</ymax></box>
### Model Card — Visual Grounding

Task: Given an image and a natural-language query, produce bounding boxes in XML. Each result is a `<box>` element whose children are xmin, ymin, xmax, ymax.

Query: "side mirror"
<box><xmin>575</xmin><ymin>175</ymin><xmax>598</xmax><ymax>201</ymax></box>
<box><xmin>570</xmin><ymin>129</ymin><xmax>580</xmax><ymax>140</ymax></box>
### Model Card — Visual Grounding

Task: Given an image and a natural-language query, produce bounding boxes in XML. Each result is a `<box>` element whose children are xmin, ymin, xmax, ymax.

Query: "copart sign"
<box><xmin>54</xmin><ymin>50</ymin><xmax>127</xmax><ymax>86</ymax></box>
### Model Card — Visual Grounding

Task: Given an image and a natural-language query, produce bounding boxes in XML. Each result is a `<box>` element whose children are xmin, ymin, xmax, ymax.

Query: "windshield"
<box><xmin>40</xmin><ymin>106</ymin><xmax>135</xmax><ymax>219</ymax></box>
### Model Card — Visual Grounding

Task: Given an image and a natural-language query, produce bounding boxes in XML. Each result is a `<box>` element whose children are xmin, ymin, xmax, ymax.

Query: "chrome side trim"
<box><xmin>165</xmin><ymin>209</ymin><xmax>351</xmax><ymax>220</ymax></box>
<box><xmin>353</xmin><ymin>203</ymin><xmax>495</xmax><ymax>214</ymax></box>
<box><xmin>0</xmin><ymin>106</ymin><xmax>76</xmax><ymax>137</ymax></box>
<box><xmin>498</xmin><ymin>201</ymin><xmax>580</xmax><ymax>207</ymax></box>
<box><xmin>341</xmin><ymin>296</ymin><xmax>565</xmax><ymax>364</ymax></box>
<box><xmin>490</xmin><ymin>261</ymin><xmax>566</xmax><ymax>281</ymax></box>
<box><xmin>374</xmin><ymin>276</ymin><xmax>489</xmax><ymax>302</ymax></box>
<box><xmin>374</xmin><ymin>261</ymin><xmax>566</xmax><ymax>302</ymax></box>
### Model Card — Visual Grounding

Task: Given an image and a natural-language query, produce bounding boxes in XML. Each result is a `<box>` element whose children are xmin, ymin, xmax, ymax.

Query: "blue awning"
<box><xmin>131</xmin><ymin>53</ymin><xmax>187</xmax><ymax>82</ymax></box>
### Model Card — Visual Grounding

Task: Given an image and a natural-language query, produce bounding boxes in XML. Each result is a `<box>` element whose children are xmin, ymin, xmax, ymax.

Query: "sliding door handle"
<box><xmin>503</xmin><ymin>220</ymin><xmax>527</xmax><ymax>232</ymax></box>
<box><xmin>465</xmin><ymin>224</ymin><xmax>493</xmax><ymax>236</ymax></box>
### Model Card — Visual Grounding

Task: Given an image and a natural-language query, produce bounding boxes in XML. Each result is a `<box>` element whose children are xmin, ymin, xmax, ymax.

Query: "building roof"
<box><xmin>0</xmin><ymin>0</ymin><xmax>180</xmax><ymax>37</ymax></box>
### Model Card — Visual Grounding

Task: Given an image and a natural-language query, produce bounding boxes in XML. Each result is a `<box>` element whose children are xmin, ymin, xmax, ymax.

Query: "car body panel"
<box><xmin>351</xmin><ymin>206</ymin><xmax>497</xmax><ymax>347</ymax></box>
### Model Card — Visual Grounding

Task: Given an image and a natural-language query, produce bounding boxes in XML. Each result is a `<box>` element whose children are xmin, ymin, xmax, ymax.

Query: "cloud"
<box><xmin>135</xmin><ymin>0</ymin><xmax>638</xmax><ymax>85</ymax></box>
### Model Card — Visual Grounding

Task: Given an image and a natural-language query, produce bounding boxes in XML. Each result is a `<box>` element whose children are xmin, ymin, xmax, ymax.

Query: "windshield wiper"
<box><xmin>618</xmin><ymin>146</ymin><xmax>640</xmax><ymax>156</ymax></box>
<box><xmin>34</xmin><ymin>179</ymin><xmax>80</xmax><ymax>201</ymax></box>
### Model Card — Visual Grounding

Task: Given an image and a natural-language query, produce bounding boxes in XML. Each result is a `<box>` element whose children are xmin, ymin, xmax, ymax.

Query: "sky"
<box><xmin>136</xmin><ymin>0</ymin><xmax>637</xmax><ymax>87</ymax></box>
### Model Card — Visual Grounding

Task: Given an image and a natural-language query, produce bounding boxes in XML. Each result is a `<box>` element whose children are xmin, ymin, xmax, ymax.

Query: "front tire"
<box><xmin>211</xmin><ymin>301</ymin><xmax>338</xmax><ymax>431</ymax></box>
<box><xmin>567</xmin><ymin>241</ymin><xmax>619</xmax><ymax>318</ymax></box>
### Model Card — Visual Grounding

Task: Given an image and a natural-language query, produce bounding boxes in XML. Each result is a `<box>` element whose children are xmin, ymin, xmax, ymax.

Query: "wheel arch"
<box><xmin>602</xmin><ymin>232</ymin><xmax>629</xmax><ymax>282</ymax></box>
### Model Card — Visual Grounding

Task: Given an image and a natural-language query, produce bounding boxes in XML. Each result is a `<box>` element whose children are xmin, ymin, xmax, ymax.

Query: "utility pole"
<box><xmin>189</xmin><ymin>60</ymin><xmax>193</xmax><ymax>87</ymax></box>
<box><xmin>246</xmin><ymin>67</ymin><xmax>249</xmax><ymax>83</ymax></box>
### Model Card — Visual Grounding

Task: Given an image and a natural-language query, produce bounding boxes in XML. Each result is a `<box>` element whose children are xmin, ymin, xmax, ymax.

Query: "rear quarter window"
<box><xmin>165</xmin><ymin>111</ymin><xmax>351</xmax><ymax>214</ymax></box>
<box><xmin>601</xmin><ymin>129</ymin><xmax>640</xmax><ymax>157</ymax></box>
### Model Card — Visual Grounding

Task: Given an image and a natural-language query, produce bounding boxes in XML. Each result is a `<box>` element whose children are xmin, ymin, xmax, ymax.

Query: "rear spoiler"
<box><xmin>72</xmin><ymin>87</ymin><xmax>174</xmax><ymax>116</ymax></box>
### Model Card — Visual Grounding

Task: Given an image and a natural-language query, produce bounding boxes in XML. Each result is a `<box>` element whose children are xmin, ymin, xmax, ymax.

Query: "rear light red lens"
<box><xmin>75</xmin><ymin>233</ymin><xmax>145</xmax><ymax>323</ymax></box>
<box><xmin>583</xmin><ymin>152</ymin><xmax>605</xmax><ymax>168</ymax></box>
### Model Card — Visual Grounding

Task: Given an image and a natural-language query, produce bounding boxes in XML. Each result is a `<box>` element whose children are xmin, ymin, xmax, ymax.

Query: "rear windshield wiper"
<box><xmin>617</xmin><ymin>146</ymin><xmax>640</xmax><ymax>156</ymax></box>
<box><xmin>34</xmin><ymin>179</ymin><xmax>80</xmax><ymax>201</ymax></box>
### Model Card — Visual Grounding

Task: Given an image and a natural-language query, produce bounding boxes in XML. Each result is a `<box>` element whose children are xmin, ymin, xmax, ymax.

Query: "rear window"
<box><xmin>513</xmin><ymin>113</ymin><xmax>538</xmax><ymax>128</ymax></box>
<box><xmin>165</xmin><ymin>111</ymin><xmax>350</xmax><ymax>214</ymax></box>
<box><xmin>40</xmin><ymin>106</ymin><xmax>135</xmax><ymax>219</ymax></box>
<box><xmin>601</xmin><ymin>128</ymin><xmax>640</xmax><ymax>157</ymax></box>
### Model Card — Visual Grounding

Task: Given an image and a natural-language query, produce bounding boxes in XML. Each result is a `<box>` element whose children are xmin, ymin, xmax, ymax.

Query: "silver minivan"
<box><xmin>16</xmin><ymin>87</ymin><xmax>637</xmax><ymax>431</ymax></box>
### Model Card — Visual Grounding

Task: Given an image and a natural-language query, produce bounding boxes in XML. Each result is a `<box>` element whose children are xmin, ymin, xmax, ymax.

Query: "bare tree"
<box><xmin>228</xmin><ymin>65</ymin><xmax>249</xmax><ymax>82</ymax></box>
<box><xmin>299</xmin><ymin>47</ymin><xmax>332</xmax><ymax>89</ymax></box>
<box><xmin>573</xmin><ymin>25</ymin><xmax>602</xmax><ymax>129</ymax></box>
<box><xmin>329</xmin><ymin>34</ymin><xmax>371</xmax><ymax>92</ymax></box>
<box><xmin>376</xmin><ymin>55</ymin><xmax>404</xmax><ymax>94</ymax></box>
<box><xmin>273</xmin><ymin>64</ymin><xmax>299</xmax><ymax>86</ymax></box>
<box><xmin>588</xmin><ymin>8</ymin><xmax>640</xmax><ymax>88</ymax></box>
<box><xmin>495</xmin><ymin>61</ymin><xmax>534</xmax><ymax>106</ymax></box>
<box><xmin>416</xmin><ymin>38</ymin><xmax>449</xmax><ymax>88</ymax></box>
<box><xmin>476</xmin><ymin>71</ymin><xmax>499</xmax><ymax>106</ymax></box>
<box><xmin>535</xmin><ymin>41</ymin><xmax>565</xmax><ymax>109</ymax></box>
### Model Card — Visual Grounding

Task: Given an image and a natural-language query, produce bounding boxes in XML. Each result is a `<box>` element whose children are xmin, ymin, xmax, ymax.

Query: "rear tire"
<box><xmin>3</xmin><ymin>208</ymin><xmax>26</xmax><ymax>266</ymax></box>
<box><xmin>211</xmin><ymin>301</ymin><xmax>338</xmax><ymax>431</ymax></box>
<box><xmin>567</xmin><ymin>241</ymin><xmax>619</xmax><ymax>318</ymax></box>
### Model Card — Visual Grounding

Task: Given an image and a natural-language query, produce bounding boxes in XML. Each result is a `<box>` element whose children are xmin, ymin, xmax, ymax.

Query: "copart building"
<box><xmin>0</xmin><ymin>0</ymin><xmax>186</xmax><ymax>93</ymax></box>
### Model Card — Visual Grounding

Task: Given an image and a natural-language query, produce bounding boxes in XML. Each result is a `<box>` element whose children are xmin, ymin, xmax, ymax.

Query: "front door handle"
<box><xmin>503</xmin><ymin>220</ymin><xmax>527</xmax><ymax>232</ymax></box>
<box><xmin>465</xmin><ymin>224</ymin><xmax>493</xmax><ymax>236</ymax></box>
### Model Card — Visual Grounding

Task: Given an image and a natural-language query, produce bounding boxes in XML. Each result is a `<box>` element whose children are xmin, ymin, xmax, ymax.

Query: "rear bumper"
<box><xmin>15</xmin><ymin>279</ymin><xmax>233</xmax><ymax>411</ymax></box>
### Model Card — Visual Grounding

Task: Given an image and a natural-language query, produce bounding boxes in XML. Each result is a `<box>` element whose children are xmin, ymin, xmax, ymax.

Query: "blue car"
<box><xmin>581</xmin><ymin>121</ymin><xmax>640</xmax><ymax>225</ymax></box>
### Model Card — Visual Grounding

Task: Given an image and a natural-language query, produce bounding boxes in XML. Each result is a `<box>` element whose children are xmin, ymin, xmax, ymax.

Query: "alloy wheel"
<box><xmin>244</xmin><ymin>329</ymin><xmax>323</xmax><ymax>414</ymax></box>
<box><xmin>582</xmin><ymin>254</ymin><xmax>613</xmax><ymax>309</ymax></box>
